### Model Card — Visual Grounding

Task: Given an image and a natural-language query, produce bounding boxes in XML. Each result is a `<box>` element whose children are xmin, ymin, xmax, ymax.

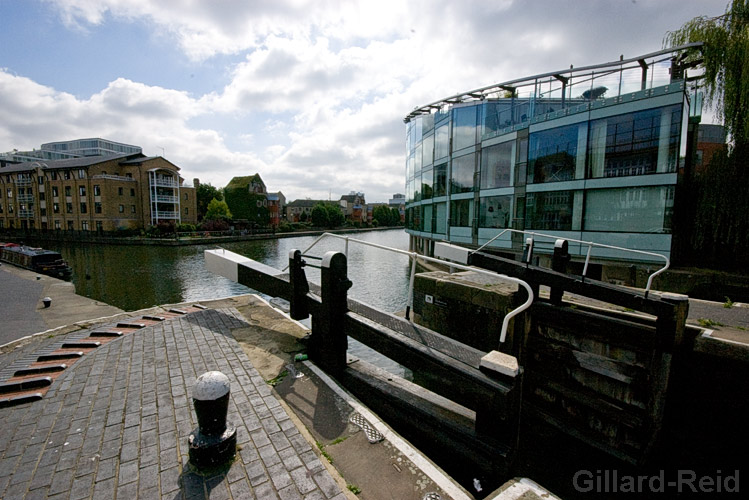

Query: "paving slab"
<box><xmin>0</xmin><ymin>306</ymin><xmax>347</xmax><ymax>500</ymax></box>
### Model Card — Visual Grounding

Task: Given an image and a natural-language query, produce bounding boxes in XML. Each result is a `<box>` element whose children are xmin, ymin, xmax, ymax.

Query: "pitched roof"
<box><xmin>226</xmin><ymin>174</ymin><xmax>264</xmax><ymax>190</ymax></box>
<box><xmin>0</xmin><ymin>153</ymin><xmax>141</xmax><ymax>173</ymax></box>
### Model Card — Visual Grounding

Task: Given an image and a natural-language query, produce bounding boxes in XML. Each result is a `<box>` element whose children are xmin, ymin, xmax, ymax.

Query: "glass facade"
<box><xmin>405</xmin><ymin>57</ymin><xmax>691</xmax><ymax>263</ymax></box>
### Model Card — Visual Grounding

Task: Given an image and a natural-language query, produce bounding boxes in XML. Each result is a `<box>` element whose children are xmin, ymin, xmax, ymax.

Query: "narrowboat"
<box><xmin>0</xmin><ymin>244</ymin><xmax>73</xmax><ymax>280</ymax></box>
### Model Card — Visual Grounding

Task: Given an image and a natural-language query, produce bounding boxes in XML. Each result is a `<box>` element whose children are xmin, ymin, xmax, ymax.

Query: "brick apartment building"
<box><xmin>0</xmin><ymin>153</ymin><xmax>197</xmax><ymax>232</ymax></box>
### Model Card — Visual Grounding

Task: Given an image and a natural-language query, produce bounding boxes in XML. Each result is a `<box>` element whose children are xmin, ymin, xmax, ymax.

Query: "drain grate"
<box><xmin>349</xmin><ymin>412</ymin><xmax>384</xmax><ymax>443</ymax></box>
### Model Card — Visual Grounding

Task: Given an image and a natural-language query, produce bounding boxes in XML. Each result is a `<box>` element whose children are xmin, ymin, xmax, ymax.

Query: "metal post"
<box><xmin>550</xmin><ymin>239</ymin><xmax>570</xmax><ymax>305</ymax></box>
<box><xmin>405</xmin><ymin>254</ymin><xmax>418</xmax><ymax>320</ymax></box>
<box><xmin>288</xmin><ymin>249</ymin><xmax>309</xmax><ymax>320</ymax></box>
<box><xmin>310</xmin><ymin>251</ymin><xmax>352</xmax><ymax>374</ymax></box>
<box><xmin>188</xmin><ymin>371</ymin><xmax>237</xmax><ymax>469</ymax></box>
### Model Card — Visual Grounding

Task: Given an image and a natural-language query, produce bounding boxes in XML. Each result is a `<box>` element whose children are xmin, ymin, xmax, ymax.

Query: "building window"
<box><xmin>184</xmin><ymin>192</ymin><xmax>188</xmax><ymax>200</ymax></box>
<box><xmin>65</xmin><ymin>186</ymin><xmax>71</xmax><ymax>197</ymax></box>
<box><xmin>480</xmin><ymin>141</ymin><xmax>514</xmax><ymax>189</ymax></box>
<box><xmin>93</xmin><ymin>185</ymin><xmax>101</xmax><ymax>196</ymax></box>
<box><xmin>453</xmin><ymin>106</ymin><xmax>478</xmax><ymax>151</ymax></box>
<box><xmin>526</xmin><ymin>190</ymin><xmax>576</xmax><ymax>231</ymax></box>
<box><xmin>8</xmin><ymin>204</ymin><xmax>13</xmax><ymax>213</ymax></box>
<box><xmin>184</xmin><ymin>207</ymin><xmax>189</xmax><ymax>215</ymax></box>
<box><xmin>450</xmin><ymin>153</ymin><xmax>475</xmax><ymax>194</ymax></box>
<box><xmin>118</xmin><ymin>187</ymin><xmax>123</xmax><ymax>196</ymax></box>
<box><xmin>126</xmin><ymin>173</ymin><xmax>132</xmax><ymax>178</ymax></box>
<box><xmin>96</xmin><ymin>221</ymin><xmax>103</xmax><ymax>232</ymax></box>
<box><xmin>421</xmin><ymin>168</ymin><xmax>433</xmax><ymax>200</ymax></box>
<box><xmin>0</xmin><ymin>220</ymin><xmax>3</xmax><ymax>228</ymax></box>
<box><xmin>479</xmin><ymin>195</ymin><xmax>513</xmax><ymax>228</ymax></box>
<box><xmin>38</xmin><ymin>176</ymin><xmax>44</xmax><ymax>185</ymax></box>
<box><xmin>55</xmin><ymin>220</ymin><xmax>61</xmax><ymax>230</ymax></box>
<box><xmin>79</xmin><ymin>186</ymin><xmax>86</xmax><ymax>196</ymax></box>
<box><xmin>81</xmin><ymin>221</ymin><xmax>89</xmax><ymax>231</ymax></box>
<box><xmin>0</xmin><ymin>203</ymin><xmax>3</xmax><ymax>213</ymax></box>
<box><xmin>587</xmin><ymin>104</ymin><xmax>682</xmax><ymax>178</ymax></box>
<box><xmin>433</xmin><ymin>162</ymin><xmax>447</xmax><ymax>197</ymax></box>
<box><xmin>119</xmin><ymin>204</ymin><xmax>124</xmax><ymax>213</ymax></box>
<box><xmin>51</xmin><ymin>172</ymin><xmax>58</xmax><ymax>180</ymax></box>
<box><xmin>435</xmin><ymin>122</ymin><xmax>449</xmax><ymax>160</ymax></box>
<box><xmin>66</xmin><ymin>203</ymin><xmax>73</xmax><ymax>213</ymax></box>
<box><xmin>131</xmin><ymin>205</ymin><xmax>136</xmax><ymax>213</ymax></box>
<box><xmin>80</xmin><ymin>202</ymin><xmax>87</xmax><ymax>214</ymax></box>
<box><xmin>528</xmin><ymin>123</ymin><xmax>581</xmax><ymax>183</ymax></box>
<box><xmin>583</xmin><ymin>186</ymin><xmax>674</xmax><ymax>233</ymax></box>
<box><xmin>7</xmin><ymin>188</ymin><xmax>12</xmax><ymax>198</ymax></box>
<box><xmin>95</xmin><ymin>202</ymin><xmax>102</xmax><ymax>214</ymax></box>
<box><xmin>40</xmin><ymin>208</ymin><xmax>46</xmax><ymax>216</ymax></box>
<box><xmin>53</xmin><ymin>203</ymin><xmax>60</xmax><ymax>214</ymax></box>
<box><xmin>450</xmin><ymin>199</ymin><xmax>472</xmax><ymax>227</ymax></box>
<box><xmin>52</xmin><ymin>186</ymin><xmax>59</xmax><ymax>198</ymax></box>
<box><xmin>39</xmin><ymin>192</ymin><xmax>45</xmax><ymax>201</ymax></box>
<box><xmin>78</xmin><ymin>169</ymin><xmax>85</xmax><ymax>179</ymax></box>
<box><xmin>67</xmin><ymin>221</ymin><xmax>74</xmax><ymax>230</ymax></box>
<box><xmin>64</xmin><ymin>171</ymin><xmax>71</xmax><ymax>180</ymax></box>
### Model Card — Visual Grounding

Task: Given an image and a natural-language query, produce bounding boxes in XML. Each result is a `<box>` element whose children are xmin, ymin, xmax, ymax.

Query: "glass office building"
<box><xmin>404</xmin><ymin>45</ymin><xmax>703</xmax><ymax>267</ymax></box>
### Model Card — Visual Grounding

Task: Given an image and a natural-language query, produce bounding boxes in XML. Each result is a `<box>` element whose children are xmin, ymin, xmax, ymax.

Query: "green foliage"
<box><xmin>698</xmin><ymin>318</ymin><xmax>725</xmax><ymax>327</ymax></box>
<box><xmin>310</xmin><ymin>202</ymin><xmax>345</xmax><ymax>228</ymax></box>
<box><xmin>680</xmin><ymin>144</ymin><xmax>749</xmax><ymax>269</ymax></box>
<box><xmin>177</xmin><ymin>223</ymin><xmax>197</xmax><ymax>232</ymax></box>
<box><xmin>223</xmin><ymin>188</ymin><xmax>269</xmax><ymax>225</ymax></box>
<box><xmin>196</xmin><ymin>183</ymin><xmax>223</xmax><ymax>221</ymax></box>
<box><xmin>372</xmin><ymin>205</ymin><xmax>391</xmax><ymax>226</ymax></box>
<box><xmin>299</xmin><ymin>211</ymin><xmax>308</xmax><ymax>222</ymax></box>
<box><xmin>205</xmin><ymin>198</ymin><xmax>232</xmax><ymax>220</ymax></box>
<box><xmin>199</xmin><ymin>219</ymin><xmax>230</xmax><ymax>231</ymax></box>
<box><xmin>724</xmin><ymin>296</ymin><xmax>735</xmax><ymax>308</ymax></box>
<box><xmin>664</xmin><ymin>0</ymin><xmax>749</xmax><ymax>144</ymax></box>
<box><xmin>347</xmin><ymin>484</ymin><xmax>362</xmax><ymax>495</ymax></box>
<box><xmin>315</xmin><ymin>441</ymin><xmax>333</xmax><ymax>464</ymax></box>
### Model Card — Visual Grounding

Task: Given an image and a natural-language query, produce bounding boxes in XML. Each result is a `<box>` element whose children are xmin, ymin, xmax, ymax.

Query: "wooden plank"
<box><xmin>344</xmin><ymin>312</ymin><xmax>515</xmax><ymax>415</ymax></box>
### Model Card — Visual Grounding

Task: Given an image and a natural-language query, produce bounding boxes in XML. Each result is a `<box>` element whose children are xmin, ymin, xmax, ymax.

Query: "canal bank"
<box><xmin>0</xmin><ymin>269</ymin><xmax>556</xmax><ymax>499</ymax></box>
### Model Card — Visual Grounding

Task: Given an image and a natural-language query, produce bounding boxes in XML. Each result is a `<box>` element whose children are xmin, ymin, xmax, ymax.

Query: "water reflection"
<box><xmin>48</xmin><ymin>229</ymin><xmax>411</xmax><ymax>314</ymax></box>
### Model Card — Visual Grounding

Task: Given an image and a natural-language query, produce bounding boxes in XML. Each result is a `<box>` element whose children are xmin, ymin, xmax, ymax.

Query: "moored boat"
<box><xmin>0</xmin><ymin>244</ymin><xmax>73</xmax><ymax>280</ymax></box>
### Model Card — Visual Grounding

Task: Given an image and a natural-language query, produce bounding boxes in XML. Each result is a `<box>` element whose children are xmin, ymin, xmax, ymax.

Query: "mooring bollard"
<box><xmin>42</xmin><ymin>297</ymin><xmax>52</xmax><ymax>308</ymax></box>
<box><xmin>188</xmin><ymin>371</ymin><xmax>237</xmax><ymax>469</ymax></box>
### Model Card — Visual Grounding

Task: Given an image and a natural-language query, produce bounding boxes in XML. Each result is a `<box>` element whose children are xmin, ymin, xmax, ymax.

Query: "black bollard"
<box><xmin>188</xmin><ymin>371</ymin><xmax>237</xmax><ymax>469</ymax></box>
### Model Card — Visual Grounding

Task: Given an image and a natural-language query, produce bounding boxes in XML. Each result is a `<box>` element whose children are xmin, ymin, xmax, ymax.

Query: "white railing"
<box><xmin>91</xmin><ymin>174</ymin><xmax>135</xmax><ymax>182</ymax></box>
<box><xmin>283</xmin><ymin>232</ymin><xmax>535</xmax><ymax>344</ymax></box>
<box><xmin>475</xmin><ymin>228</ymin><xmax>669</xmax><ymax>296</ymax></box>
<box><xmin>154</xmin><ymin>195</ymin><xmax>178</xmax><ymax>203</ymax></box>
<box><xmin>154</xmin><ymin>211</ymin><xmax>179</xmax><ymax>219</ymax></box>
<box><xmin>151</xmin><ymin>178</ymin><xmax>179</xmax><ymax>188</ymax></box>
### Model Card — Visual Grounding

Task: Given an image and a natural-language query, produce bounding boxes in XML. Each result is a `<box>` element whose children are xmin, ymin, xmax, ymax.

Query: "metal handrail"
<box><xmin>475</xmin><ymin>228</ymin><xmax>669</xmax><ymax>295</ymax></box>
<box><xmin>282</xmin><ymin>232</ymin><xmax>534</xmax><ymax>344</ymax></box>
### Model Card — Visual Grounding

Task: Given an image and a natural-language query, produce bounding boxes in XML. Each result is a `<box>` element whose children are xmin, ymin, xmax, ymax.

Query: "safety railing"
<box><xmin>282</xmin><ymin>232</ymin><xmax>534</xmax><ymax>343</ymax></box>
<box><xmin>475</xmin><ymin>228</ymin><xmax>669</xmax><ymax>296</ymax></box>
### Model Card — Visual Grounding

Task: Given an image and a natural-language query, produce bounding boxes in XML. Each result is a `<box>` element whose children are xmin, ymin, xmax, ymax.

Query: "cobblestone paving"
<box><xmin>0</xmin><ymin>308</ymin><xmax>345</xmax><ymax>500</ymax></box>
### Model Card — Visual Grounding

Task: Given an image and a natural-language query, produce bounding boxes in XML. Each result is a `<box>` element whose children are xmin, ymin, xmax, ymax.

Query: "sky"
<box><xmin>0</xmin><ymin>0</ymin><xmax>728</xmax><ymax>203</ymax></box>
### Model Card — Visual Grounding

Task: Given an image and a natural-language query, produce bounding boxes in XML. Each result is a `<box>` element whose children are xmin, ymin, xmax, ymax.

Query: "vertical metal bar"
<box><xmin>345</xmin><ymin>237</ymin><xmax>349</xmax><ymax>259</ymax></box>
<box><xmin>405</xmin><ymin>253</ymin><xmax>418</xmax><ymax>320</ymax></box>
<box><xmin>582</xmin><ymin>244</ymin><xmax>592</xmax><ymax>280</ymax></box>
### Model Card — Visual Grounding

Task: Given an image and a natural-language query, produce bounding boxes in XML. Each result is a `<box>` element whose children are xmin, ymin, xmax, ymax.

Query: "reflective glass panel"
<box><xmin>450</xmin><ymin>199</ymin><xmax>472</xmax><ymax>227</ymax></box>
<box><xmin>422</xmin><ymin>168</ymin><xmax>433</xmax><ymax>200</ymax></box>
<box><xmin>480</xmin><ymin>141</ymin><xmax>513</xmax><ymax>189</ymax></box>
<box><xmin>588</xmin><ymin>104</ymin><xmax>682</xmax><ymax>178</ymax></box>
<box><xmin>453</xmin><ymin>106</ymin><xmax>478</xmax><ymax>151</ymax></box>
<box><xmin>434</xmin><ymin>202</ymin><xmax>447</xmax><ymax>234</ymax></box>
<box><xmin>433</xmin><ymin>163</ymin><xmax>447</xmax><ymax>197</ymax></box>
<box><xmin>479</xmin><ymin>195</ymin><xmax>513</xmax><ymax>228</ymax></box>
<box><xmin>435</xmin><ymin>123</ymin><xmax>449</xmax><ymax>160</ymax></box>
<box><xmin>450</xmin><ymin>153</ymin><xmax>475</xmax><ymax>194</ymax></box>
<box><xmin>526</xmin><ymin>190</ymin><xmax>575</xmax><ymax>230</ymax></box>
<box><xmin>528</xmin><ymin>124</ymin><xmax>579</xmax><ymax>183</ymax></box>
<box><xmin>583</xmin><ymin>186</ymin><xmax>674</xmax><ymax>233</ymax></box>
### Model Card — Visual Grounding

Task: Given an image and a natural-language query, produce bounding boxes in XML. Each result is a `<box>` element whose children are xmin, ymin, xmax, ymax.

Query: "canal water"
<box><xmin>46</xmin><ymin>229</ymin><xmax>412</xmax><ymax>374</ymax></box>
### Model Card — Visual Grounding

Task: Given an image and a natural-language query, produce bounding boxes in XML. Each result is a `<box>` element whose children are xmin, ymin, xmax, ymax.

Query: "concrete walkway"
<box><xmin>0</xmin><ymin>305</ymin><xmax>348</xmax><ymax>500</ymax></box>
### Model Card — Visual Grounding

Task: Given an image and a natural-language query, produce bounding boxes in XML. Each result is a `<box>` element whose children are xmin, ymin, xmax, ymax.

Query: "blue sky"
<box><xmin>0</xmin><ymin>0</ymin><xmax>727</xmax><ymax>202</ymax></box>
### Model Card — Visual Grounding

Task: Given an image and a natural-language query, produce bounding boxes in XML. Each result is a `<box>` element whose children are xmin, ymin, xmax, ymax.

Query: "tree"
<box><xmin>205</xmin><ymin>198</ymin><xmax>232</xmax><ymax>221</ymax></box>
<box><xmin>324</xmin><ymin>203</ymin><xmax>345</xmax><ymax>228</ymax></box>
<box><xmin>389</xmin><ymin>207</ymin><xmax>402</xmax><ymax>226</ymax></box>
<box><xmin>196</xmin><ymin>183</ymin><xmax>222</xmax><ymax>221</ymax></box>
<box><xmin>372</xmin><ymin>205</ymin><xmax>392</xmax><ymax>226</ymax></box>
<box><xmin>310</xmin><ymin>204</ymin><xmax>329</xmax><ymax>227</ymax></box>
<box><xmin>664</xmin><ymin>0</ymin><xmax>749</xmax><ymax>144</ymax></box>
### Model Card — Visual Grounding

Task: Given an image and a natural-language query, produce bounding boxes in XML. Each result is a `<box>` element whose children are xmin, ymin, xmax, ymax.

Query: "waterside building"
<box><xmin>0</xmin><ymin>153</ymin><xmax>197</xmax><ymax>232</ymax></box>
<box><xmin>404</xmin><ymin>44</ymin><xmax>711</xmax><ymax>277</ymax></box>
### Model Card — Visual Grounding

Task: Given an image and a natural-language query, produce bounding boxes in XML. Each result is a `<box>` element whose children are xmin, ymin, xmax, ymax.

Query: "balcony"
<box><xmin>92</xmin><ymin>174</ymin><xmax>136</xmax><ymax>182</ymax></box>
<box><xmin>17</xmin><ymin>194</ymin><xmax>34</xmax><ymax>203</ymax></box>
<box><xmin>18</xmin><ymin>210</ymin><xmax>35</xmax><ymax>218</ymax></box>
<box><xmin>153</xmin><ymin>194</ymin><xmax>179</xmax><ymax>203</ymax></box>
<box><xmin>14</xmin><ymin>178</ymin><xmax>32</xmax><ymax>186</ymax></box>
<box><xmin>154</xmin><ymin>211</ymin><xmax>179</xmax><ymax>219</ymax></box>
<box><xmin>151</xmin><ymin>178</ymin><xmax>179</xmax><ymax>188</ymax></box>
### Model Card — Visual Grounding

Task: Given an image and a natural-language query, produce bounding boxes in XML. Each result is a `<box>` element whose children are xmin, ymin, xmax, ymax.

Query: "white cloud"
<box><xmin>6</xmin><ymin>0</ymin><xmax>728</xmax><ymax>203</ymax></box>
